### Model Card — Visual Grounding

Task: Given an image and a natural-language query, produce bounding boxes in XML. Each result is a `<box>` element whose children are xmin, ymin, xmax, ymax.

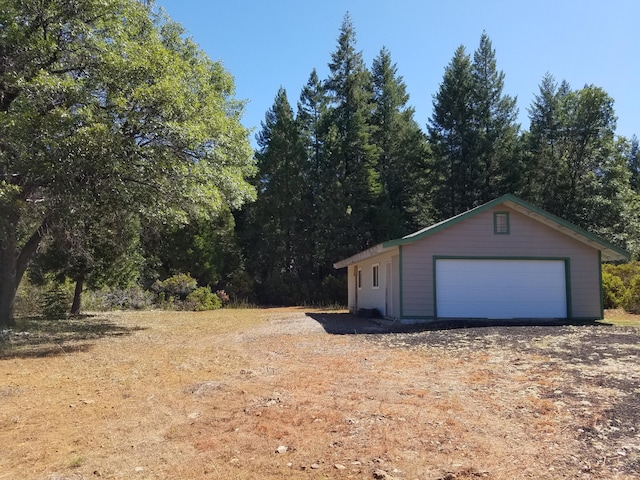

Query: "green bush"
<box><xmin>152</xmin><ymin>273</ymin><xmax>197</xmax><ymax>301</ymax></box>
<box><xmin>622</xmin><ymin>274</ymin><xmax>640</xmax><ymax>313</ymax></box>
<box><xmin>602</xmin><ymin>271</ymin><xmax>627</xmax><ymax>309</ymax></box>
<box><xmin>603</xmin><ymin>261</ymin><xmax>640</xmax><ymax>288</ymax></box>
<box><xmin>185</xmin><ymin>286</ymin><xmax>222</xmax><ymax>311</ymax></box>
<box><xmin>42</xmin><ymin>284</ymin><xmax>71</xmax><ymax>319</ymax></box>
<box><xmin>14</xmin><ymin>277</ymin><xmax>46</xmax><ymax>317</ymax></box>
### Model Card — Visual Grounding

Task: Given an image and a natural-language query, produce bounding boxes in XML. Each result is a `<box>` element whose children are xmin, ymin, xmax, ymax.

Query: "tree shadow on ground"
<box><xmin>305</xmin><ymin>312</ymin><xmax>610</xmax><ymax>335</ymax></box>
<box><xmin>0</xmin><ymin>314</ymin><xmax>145</xmax><ymax>360</ymax></box>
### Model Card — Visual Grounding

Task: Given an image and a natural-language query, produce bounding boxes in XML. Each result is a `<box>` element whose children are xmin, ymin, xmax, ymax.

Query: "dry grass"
<box><xmin>0</xmin><ymin>308</ymin><xmax>638</xmax><ymax>479</ymax></box>
<box><xmin>603</xmin><ymin>308</ymin><xmax>640</xmax><ymax>326</ymax></box>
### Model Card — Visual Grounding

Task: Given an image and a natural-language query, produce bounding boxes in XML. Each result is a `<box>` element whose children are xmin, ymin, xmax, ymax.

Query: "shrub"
<box><xmin>321</xmin><ymin>274</ymin><xmax>347</xmax><ymax>305</ymax></box>
<box><xmin>42</xmin><ymin>284</ymin><xmax>70</xmax><ymax>319</ymax></box>
<box><xmin>185</xmin><ymin>286</ymin><xmax>222</xmax><ymax>311</ymax></box>
<box><xmin>602</xmin><ymin>271</ymin><xmax>627</xmax><ymax>309</ymax></box>
<box><xmin>622</xmin><ymin>274</ymin><xmax>640</xmax><ymax>313</ymax></box>
<box><xmin>84</xmin><ymin>286</ymin><xmax>154</xmax><ymax>311</ymax></box>
<box><xmin>152</xmin><ymin>273</ymin><xmax>197</xmax><ymax>301</ymax></box>
<box><xmin>603</xmin><ymin>261</ymin><xmax>640</xmax><ymax>288</ymax></box>
<box><xmin>215</xmin><ymin>290</ymin><xmax>230</xmax><ymax>305</ymax></box>
<box><xmin>14</xmin><ymin>277</ymin><xmax>46</xmax><ymax>317</ymax></box>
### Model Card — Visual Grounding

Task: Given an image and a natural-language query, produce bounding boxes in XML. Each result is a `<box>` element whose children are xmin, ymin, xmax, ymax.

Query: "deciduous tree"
<box><xmin>0</xmin><ymin>0</ymin><xmax>254</xmax><ymax>325</ymax></box>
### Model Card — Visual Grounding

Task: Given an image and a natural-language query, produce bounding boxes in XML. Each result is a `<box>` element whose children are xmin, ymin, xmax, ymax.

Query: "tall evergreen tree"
<box><xmin>471</xmin><ymin>32</ymin><xmax>520</xmax><ymax>201</ymax></box>
<box><xmin>428</xmin><ymin>45</ymin><xmax>476</xmax><ymax>219</ymax></box>
<box><xmin>522</xmin><ymin>73</ymin><xmax>564</xmax><ymax>205</ymax></box>
<box><xmin>297</xmin><ymin>69</ymin><xmax>332</xmax><ymax>283</ymax></box>
<box><xmin>243</xmin><ymin>88</ymin><xmax>308</xmax><ymax>303</ymax></box>
<box><xmin>525</xmin><ymin>77</ymin><xmax>630</xmax><ymax>241</ymax></box>
<box><xmin>370</xmin><ymin>47</ymin><xmax>430</xmax><ymax>235</ymax></box>
<box><xmin>429</xmin><ymin>34</ymin><xmax>520</xmax><ymax>221</ymax></box>
<box><xmin>324</xmin><ymin>13</ymin><xmax>380</xmax><ymax>258</ymax></box>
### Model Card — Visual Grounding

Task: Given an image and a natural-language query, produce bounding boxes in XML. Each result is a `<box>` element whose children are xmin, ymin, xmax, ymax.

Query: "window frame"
<box><xmin>357</xmin><ymin>268</ymin><xmax>362</xmax><ymax>290</ymax></box>
<box><xmin>494</xmin><ymin>211</ymin><xmax>510</xmax><ymax>235</ymax></box>
<box><xmin>372</xmin><ymin>263</ymin><xmax>380</xmax><ymax>289</ymax></box>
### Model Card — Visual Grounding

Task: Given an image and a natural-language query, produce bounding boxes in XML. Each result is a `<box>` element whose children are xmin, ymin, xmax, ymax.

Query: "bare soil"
<box><xmin>0</xmin><ymin>308</ymin><xmax>639</xmax><ymax>480</ymax></box>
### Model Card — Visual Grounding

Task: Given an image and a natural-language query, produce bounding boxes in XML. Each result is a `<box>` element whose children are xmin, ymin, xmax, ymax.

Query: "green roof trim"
<box><xmin>382</xmin><ymin>194</ymin><xmax>630</xmax><ymax>261</ymax></box>
<box><xmin>334</xmin><ymin>194</ymin><xmax>630</xmax><ymax>269</ymax></box>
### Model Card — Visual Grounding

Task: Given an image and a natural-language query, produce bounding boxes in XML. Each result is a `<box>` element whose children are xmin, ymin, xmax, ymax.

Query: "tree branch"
<box><xmin>15</xmin><ymin>219</ymin><xmax>48</xmax><ymax>291</ymax></box>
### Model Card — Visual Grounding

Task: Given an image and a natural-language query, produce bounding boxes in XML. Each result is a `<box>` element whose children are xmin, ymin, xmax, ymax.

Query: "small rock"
<box><xmin>134</xmin><ymin>466</ymin><xmax>144</xmax><ymax>472</ymax></box>
<box><xmin>334</xmin><ymin>463</ymin><xmax>347</xmax><ymax>470</ymax></box>
<box><xmin>310</xmin><ymin>463</ymin><xmax>321</xmax><ymax>469</ymax></box>
<box><xmin>438</xmin><ymin>474</ymin><xmax>456</xmax><ymax>480</ymax></box>
<box><xmin>276</xmin><ymin>445</ymin><xmax>288</xmax><ymax>454</ymax></box>
<box><xmin>373</xmin><ymin>469</ymin><xmax>394</xmax><ymax>479</ymax></box>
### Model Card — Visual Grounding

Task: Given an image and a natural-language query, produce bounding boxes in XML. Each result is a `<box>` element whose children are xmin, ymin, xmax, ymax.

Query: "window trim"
<box><xmin>372</xmin><ymin>263</ymin><xmax>380</xmax><ymax>289</ymax></box>
<box><xmin>494</xmin><ymin>211</ymin><xmax>510</xmax><ymax>235</ymax></box>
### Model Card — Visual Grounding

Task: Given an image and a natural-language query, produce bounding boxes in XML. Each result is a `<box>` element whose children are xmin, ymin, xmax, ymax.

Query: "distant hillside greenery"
<box><xmin>7</xmin><ymin>8</ymin><xmax>640</xmax><ymax>318</ymax></box>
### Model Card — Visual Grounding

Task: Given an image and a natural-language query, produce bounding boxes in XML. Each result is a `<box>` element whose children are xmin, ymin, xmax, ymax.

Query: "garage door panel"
<box><xmin>436</xmin><ymin>259</ymin><xmax>567</xmax><ymax>319</ymax></box>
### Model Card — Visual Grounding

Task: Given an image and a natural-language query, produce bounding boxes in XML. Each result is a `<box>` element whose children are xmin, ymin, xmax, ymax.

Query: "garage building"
<box><xmin>333</xmin><ymin>194</ymin><xmax>630</xmax><ymax>322</ymax></box>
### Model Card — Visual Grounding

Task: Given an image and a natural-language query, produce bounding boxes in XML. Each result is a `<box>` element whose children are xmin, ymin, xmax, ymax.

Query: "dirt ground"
<box><xmin>0</xmin><ymin>308</ymin><xmax>639</xmax><ymax>480</ymax></box>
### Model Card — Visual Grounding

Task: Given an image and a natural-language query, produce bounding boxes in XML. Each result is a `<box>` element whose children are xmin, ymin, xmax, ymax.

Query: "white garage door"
<box><xmin>435</xmin><ymin>259</ymin><xmax>567</xmax><ymax>319</ymax></box>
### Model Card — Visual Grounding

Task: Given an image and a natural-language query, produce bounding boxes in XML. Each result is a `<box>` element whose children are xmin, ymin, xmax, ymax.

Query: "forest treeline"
<box><xmin>4</xmin><ymin>6</ymin><xmax>639</xmax><ymax>320</ymax></box>
<box><xmin>232</xmin><ymin>15</ymin><xmax>640</xmax><ymax>305</ymax></box>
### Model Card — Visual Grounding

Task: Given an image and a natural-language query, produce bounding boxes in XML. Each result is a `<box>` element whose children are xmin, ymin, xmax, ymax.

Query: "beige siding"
<box><xmin>348</xmin><ymin>248</ymin><xmax>399</xmax><ymax>317</ymax></box>
<box><xmin>402</xmin><ymin>206</ymin><xmax>602</xmax><ymax>319</ymax></box>
<box><xmin>392</xmin><ymin>254</ymin><xmax>400</xmax><ymax>319</ymax></box>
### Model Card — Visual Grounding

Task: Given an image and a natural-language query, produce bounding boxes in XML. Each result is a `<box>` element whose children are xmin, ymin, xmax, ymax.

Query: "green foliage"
<box><xmin>602</xmin><ymin>271</ymin><xmax>626</xmax><ymax>309</ymax></box>
<box><xmin>141</xmin><ymin>206</ymin><xmax>242</xmax><ymax>289</ymax></box>
<box><xmin>370</xmin><ymin>46</ymin><xmax>430</xmax><ymax>235</ymax></box>
<box><xmin>152</xmin><ymin>273</ymin><xmax>197</xmax><ymax>301</ymax></box>
<box><xmin>602</xmin><ymin>262</ymin><xmax>640</xmax><ymax>311</ymax></box>
<box><xmin>320</xmin><ymin>274</ymin><xmax>347</xmax><ymax>305</ymax></box>
<box><xmin>428</xmin><ymin>33</ymin><xmax>519</xmax><ymax>221</ymax></box>
<box><xmin>523</xmin><ymin>75</ymin><xmax>634</xmax><ymax>251</ymax></box>
<box><xmin>0</xmin><ymin>0</ymin><xmax>255</xmax><ymax>325</ymax></box>
<box><xmin>185</xmin><ymin>286</ymin><xmax>222</xmax><ymax>311</ymax></box>
<box><xmin>42</xmin><ymin>284</ymin><xmax>71</xmax><ymax>319</ymax></box>
<box><xmin>622</xmin><ymin>275</ymin><xmax>640</xmax><ymax>313</ymax></box>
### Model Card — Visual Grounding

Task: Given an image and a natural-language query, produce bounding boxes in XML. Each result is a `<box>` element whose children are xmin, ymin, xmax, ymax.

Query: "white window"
<box><xmin>494</xmin><ymin>212</ymin><xmax>510</xmax><ymax>235</ymax></box>
<box><xmin>372</xmin><ymin>264</ymin><xmax>379</xmax><ymax>289</ymax></box>
<box><xmin>357</xmin><ymin>268</ymin><xmax>362</xmax><ymax>290</ymax></box>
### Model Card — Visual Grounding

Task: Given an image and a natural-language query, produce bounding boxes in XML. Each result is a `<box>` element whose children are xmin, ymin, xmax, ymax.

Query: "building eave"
<box><xmin>333</xmin><ymin>194</ymin><xmax>630</xmax><ymax>268</ymax></box>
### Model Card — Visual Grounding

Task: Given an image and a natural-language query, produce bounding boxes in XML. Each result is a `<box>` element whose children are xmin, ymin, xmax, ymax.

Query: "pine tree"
<box><xmin>429</xmin><ymin>34</ymin><xmax>520</xmax><ymax>221</ymax></box>
<box><xmin>428</xmin><ymin>45</ymin><xmax>476</xmax><ymax>219</ymax></box>
<box><xmin>245</xmin><ymin>88</ymin><xmax>308</xmax><ymax>303</ymax></box>
<box><xmin>297</xmin><ymin>69</ymin><xmax>332</xmax><ymax>285</ymax></box>
<box><xmin>323</xmin><ymin>13</ymin><xmax>380</xmax><ymax>256</ymax></box>
<box><xmin>471</xmin><ymin>32</ymin><xmax>520</xmax><ymax>202</ymax></box>
<box><xmin>370</xmin><ymin>47</ymin><xmax>430</xmax><ymax>236</ymax></box>
<box><xmin>525</xmin><ymin>77</ymin><xmax>630</xmax><ymax>241</ymax></box>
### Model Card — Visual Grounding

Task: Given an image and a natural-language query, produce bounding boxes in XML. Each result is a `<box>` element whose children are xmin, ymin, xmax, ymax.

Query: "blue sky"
<box><xmin>157</xmin><ymin>0</ymin><xmax>639</xmax><ymax>145</ymax></box>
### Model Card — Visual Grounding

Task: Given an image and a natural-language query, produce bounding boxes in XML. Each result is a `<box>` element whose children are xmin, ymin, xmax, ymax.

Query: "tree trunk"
<box><xmin>0</xmin><ymin>235</ymin><xmax>18</xmax><ymax>327</ymax></box>
<box><xmin>0</xmin><ymin>215</ymin><xmax>46</xmax><ymax>327</ymax></box>
<box><xmin>70</xmin><ymin>276</ymin><xmax>84</xmax><ymax>316</ymax></box>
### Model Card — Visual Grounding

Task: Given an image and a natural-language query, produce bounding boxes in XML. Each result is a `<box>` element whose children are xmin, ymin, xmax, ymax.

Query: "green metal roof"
<box><xmin>333</xmin><ymin>194</ymin><xmax>630</xmax><ymax>269</ymax></box>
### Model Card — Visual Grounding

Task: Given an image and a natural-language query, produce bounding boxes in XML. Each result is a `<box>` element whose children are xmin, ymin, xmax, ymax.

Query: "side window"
<box><xmin>357</xmin><ymin>268</ymin><xmax>362</xmax><ymax>290</ymax></box>
<box><xmin>494</xmin><ymin>212</ymin><xmax>510</xmax><ymax>235</ymax></box>
<box><xmin>372</xmin><ymin>264</ymin><xmax>379</xmax><ymax>288</ymax></box>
